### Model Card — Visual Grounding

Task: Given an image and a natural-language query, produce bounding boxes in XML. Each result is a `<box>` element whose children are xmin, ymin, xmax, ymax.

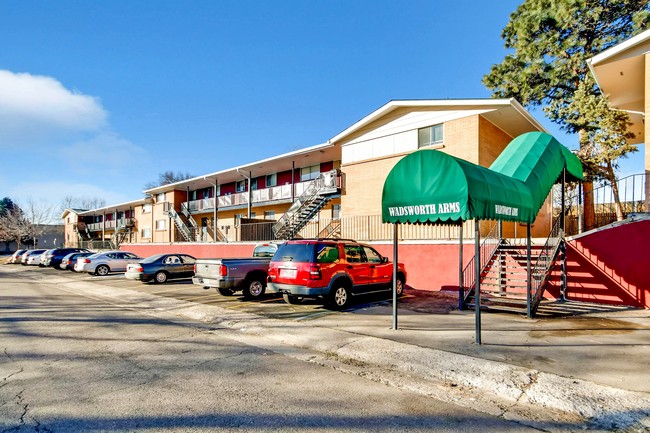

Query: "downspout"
<box><xmin>102</xmin><ymin>210</ymin><xmax>106</xmax><ymax>246</ymax></box>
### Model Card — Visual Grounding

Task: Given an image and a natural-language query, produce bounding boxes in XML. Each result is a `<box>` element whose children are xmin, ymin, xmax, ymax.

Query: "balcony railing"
<box><xmin>86</xmin><ymin>218</ymin><xmax>126</xmax><ymax>232</ymax></box>
<box><xmin>184</xmin><ymin>179</ymin><xmax>333</xmax><ymax>213</ymax></box>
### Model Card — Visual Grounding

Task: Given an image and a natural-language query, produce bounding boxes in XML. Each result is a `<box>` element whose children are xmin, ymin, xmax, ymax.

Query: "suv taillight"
<box><xmin>219</xmin><ymin>264</ymin><xmax>228</xmax><ymax>277</ymax></box>
<box><xmin>309</xmin><ymin>265</ymin><xmax>321</xmax><ymax>280</ymax></box>
<box><xmin>193</xmin><ymin>264</ymin><xmax>197</xmax><ymax>273</ymax></box>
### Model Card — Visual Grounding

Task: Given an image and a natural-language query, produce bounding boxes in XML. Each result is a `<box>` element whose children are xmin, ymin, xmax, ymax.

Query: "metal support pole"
<box><xmin>247</xmin><ymin>171</ymin><xmax>252</xmax><ymax>218</ymax></box>
<box><xmin>526</xmin><ymin>222</ymin><xmax>532</xmax><ymax>319</ymax></box>
<box><xmin>578</xmin><ymin>182</ymin><xmax>583</xmax><ymax>234</ymax></box>
<box><xmin>458</xmin><ymin>222</ymin><xmax>464</xmax><ymax>310</ymax></box>
<box><xmin>213</xmin><ymin>178</ymin><xmax>219</xmax><ymax>242</ymax></box>
<box><xmin>498</xmin><ymin>220</ymin><xmax>504</xmax><ymax>294</ymax></box>
<box><xmin>474</xmin><ymin>219</ymin><xmax>481</xmax><ymax>345</ymax></box>
<box><xmin>392</xmin><ymin>223</ymin><xmax>399</xmax><ymax>330</ymax></box>
<box><xmin>560</xmin><ymin>168</ymin><xmax>567</xmax><ymax>301</ymax></box>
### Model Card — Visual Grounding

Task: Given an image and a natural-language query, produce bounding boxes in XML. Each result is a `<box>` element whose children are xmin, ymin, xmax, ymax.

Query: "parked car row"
<box><xmin>5</xmin><ymin>239</ymin><xmax>407</xmax><ymax>310</ymax></box>
<box><xmin>6</xmin><ymin>248</ymin><xmax>198</xmax><ymax>284</ymax></box>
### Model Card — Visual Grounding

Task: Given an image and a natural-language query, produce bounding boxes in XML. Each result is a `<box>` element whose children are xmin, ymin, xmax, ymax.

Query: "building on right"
<box><xmin>587</xmin><ymin>28</ymin><xmax>649</xmax><ymax>210</ymax></box>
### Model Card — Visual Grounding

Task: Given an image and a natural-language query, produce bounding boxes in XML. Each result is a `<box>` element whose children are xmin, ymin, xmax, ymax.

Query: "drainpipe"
<box><xmin>102</xmin><ymin>211</ymin><xmax>106</xmax><ymax>246</ymax></box>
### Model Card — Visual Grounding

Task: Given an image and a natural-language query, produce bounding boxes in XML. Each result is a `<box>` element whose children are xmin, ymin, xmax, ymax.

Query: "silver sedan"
<box><xmin>75</xmin><ymin>251</ymin><xmax>142</xmax><ymax>276</ymax></box>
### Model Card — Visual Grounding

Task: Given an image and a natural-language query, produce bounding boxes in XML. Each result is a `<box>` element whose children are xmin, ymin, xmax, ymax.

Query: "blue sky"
<box><xmin>0</xmin><ymin>1</ymin><xmax>644</xmax><ymax>214</ymax></box>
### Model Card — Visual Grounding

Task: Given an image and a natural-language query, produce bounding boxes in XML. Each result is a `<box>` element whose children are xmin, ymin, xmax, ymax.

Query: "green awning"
<box><xmin>382</xmin><ymin>149</ymin><xmax>535</xmax><ymax>224</ymax></box>
<box><xmin>489</xmin><ymin>132</ymin><xmax>584</xmax><ymax>215</ymax></box>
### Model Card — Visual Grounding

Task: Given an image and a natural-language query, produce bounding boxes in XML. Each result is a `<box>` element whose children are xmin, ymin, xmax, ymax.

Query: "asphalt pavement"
<box><xmin>4</xmin><ymin>265</ymin><xmax>650</xmax><ymax>432</ymax></box>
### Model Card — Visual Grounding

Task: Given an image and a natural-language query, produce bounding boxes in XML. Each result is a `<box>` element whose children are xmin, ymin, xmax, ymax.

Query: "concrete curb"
<box><xmin>54</xmin><ymin>277</ymin><xmax>650</xmax><ymax>431</ymax></box>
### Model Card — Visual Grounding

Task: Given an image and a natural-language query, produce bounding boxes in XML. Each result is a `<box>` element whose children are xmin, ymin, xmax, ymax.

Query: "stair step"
<box><xmin>465</xmin><ymin>303</ymin><xmax>530</xmax><ymax>314</ymax></box>
<box><xmin>468</xmin><ymin>295</ymin><xmax>529</xmax><ymax>304</ymax></box>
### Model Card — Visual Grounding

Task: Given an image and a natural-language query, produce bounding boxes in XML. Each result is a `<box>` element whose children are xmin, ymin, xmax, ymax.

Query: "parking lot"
<box><xmin>10</xmin><ymin>264</ymin><xmax>410</xmax><ymax>323</ymax></box>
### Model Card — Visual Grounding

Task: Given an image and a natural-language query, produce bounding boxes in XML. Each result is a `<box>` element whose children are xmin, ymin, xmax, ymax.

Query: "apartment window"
<box><xmin>300</xmin><ymin>164</ymin><xmax>320</xmax><ymax>182</ymax></box>
<box><xmin>250</xmin><ymin>178</ymin><xmax>258</xmax><ymax>191</ymax></box>
<box><xmin>156</xmin><ymin>192</ymin><xmax>166</xmax><ymax>203</ymax></box>
<box><xmin>250</xmin><ymin>212</ymin><xmax>256</xmax><ymax>219</ymax></box>
<box><xmin>266</xmin><ymin>173</ymin><xmax>277</xmax><ymax>187</ymax></box>
<box><xmin>236</xmin><ymin>180</ymin><xmax>246</xmax><ymax>193</ymax></box>
<box><xmin>142</xmin><ymin>204</ymin><xmax>152</xmax><ymax>213</ymax></box>
<box><xmin>141</xmin><ymin>228</ymin><xmax>151</xmax><ymax>238</ymax></box>
<box><xmin>264</xmin><ymin>210</ymin><xmax>276</xmax><ymax>220</ymax></box>
<box><xmin>332</xmin><ymin>204</ymin><xmax>341</xmax><ymax>219</ymax></box>
<box><xmin>155</xmin><ymin>219</ymin><xmax>166</xmax><ymax>230</ymax></box>
<box><xmin>234</xmin><ymin>214</ymin><xmax>243</xmax><ymax>226</ymax></box>
<box><xmin>418</xmin><ymin>124</ymin><xmax>443</xmax><ymax>148</ymax></box>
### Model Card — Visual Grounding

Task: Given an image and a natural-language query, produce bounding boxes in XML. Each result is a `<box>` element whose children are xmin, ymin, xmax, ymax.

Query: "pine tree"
<box><xmin>483</xmin><ymin>0</ymin><xmax>649</xmax><ymax>226</ymax></box>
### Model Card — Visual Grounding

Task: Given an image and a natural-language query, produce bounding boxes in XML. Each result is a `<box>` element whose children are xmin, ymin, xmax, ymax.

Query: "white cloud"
<box><xmin>0</xmin><ymin>70</ymin><xmax>107</xmax><ymax>144</ymax></box>
<box><xmin>58</xmin><ymin>132</ymin><xmax>151</xmax><ymax>176</ymax></box>
<box><xmin>5</xmin><ymin>181</ymin><xmax>133</xmax><ymax>222</ymax></box>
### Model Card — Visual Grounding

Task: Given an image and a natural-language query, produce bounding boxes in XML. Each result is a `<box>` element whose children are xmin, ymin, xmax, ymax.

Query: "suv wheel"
<box><xmin>283</xmin><ymin>294</ymin><xmax>301</xmax><ymax>304</ymax></box>
<box><xmin>243</xmin><ymin>277</ymin><xmax>265</xmax><ymax>300</ymax></box>
<box><xmin>395</xmin><ymin>276</ymin><xmax>405</xmax><ymax>296</ymax></box>
<box><xmin>329</xmin><ymin>284</ymin><xmax>351</xmax><ymax>310</ymax></box>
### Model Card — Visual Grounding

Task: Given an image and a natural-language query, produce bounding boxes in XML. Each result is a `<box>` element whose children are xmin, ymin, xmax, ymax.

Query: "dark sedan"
<box><xmin>46</xmin><ymin>248</ymin><xmax>92</xmax><ymax>268</ymax></box>
<box><xmin>59</xmin><ymin>252</ymin><xmax>95</xmax><ymax>271</ymax></box>
<box><xmin>124</xmin><ymin>254</ymin><xmax>196</xmax><ymax>283</ymax></box>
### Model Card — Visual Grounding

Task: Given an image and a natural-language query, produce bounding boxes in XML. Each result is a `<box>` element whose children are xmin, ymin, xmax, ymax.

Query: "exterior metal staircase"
<box><xmin>110</xmin><ymin>218</ymin><xmax>135</xmax><ymax>249</ymax></box>
<box><xmin>166</xmin><ymin>203</ymin><xmax>198</xmax><ymax>242</ymax></box>
<box><xmin>273</xmin><ymin>169</ymin><xmax>341</xmax><ymax>240</ymax></box>
<box><xmin>463</xmin><ymin>217</ymin><xmax>563</xmax><ymax>317</ymax></box>
<box><xmin>204</xmin><ymin>223</ymin><xmax>228</xmax><ymax>242</ymax></box>
<box><xmin>317</xmin><ymin>219</ymin><xmax>341</xmax><ymax>239</ymax></box>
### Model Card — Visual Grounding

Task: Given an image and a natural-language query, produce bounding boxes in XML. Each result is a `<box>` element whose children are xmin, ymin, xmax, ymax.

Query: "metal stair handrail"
<box><xmin>168</xmin><ymin>207</ymin><xmax>194</xmax><ymax>242</ymax></box>
<box><xmin>529</xmin><ymin>215</ymin><xmax>563</xmax><ymax>315</ymax></box>
<box><xmin>272</xmin><ymin>169</ymin><xmax>339</xmax><ymax>239</ymax></box>
<box><xmin>181</xmin><ymin>202</ymin><xmax>198</xmax><ymax>228</ymax></box>
<box><xmin>461</xmin><ymin>221</ymin><xmax>502</xmax><ymax>303</ymax></box>
<box><xmin>317</xmin><ymin>219</ymin><xmax>341</xmax><ymax>239</ymax></box>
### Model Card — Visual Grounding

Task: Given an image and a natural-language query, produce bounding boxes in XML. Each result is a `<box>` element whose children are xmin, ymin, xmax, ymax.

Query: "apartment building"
<box><xmin>63</xmin><ymin>98</ymin><xmax>553</xmax><ymax>248</ymax></box>
<box><xmin>587</xmin><ymin>28</ymin><xmax>649</xmax><ymax>209</ymax></box>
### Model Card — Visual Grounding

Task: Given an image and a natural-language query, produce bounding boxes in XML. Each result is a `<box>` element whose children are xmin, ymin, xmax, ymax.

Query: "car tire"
<box><xmin>242</xmin><ymin>277</ymin><xmax>265</xmax><ymax>300</ymax></box>
<box><xmin>218</xmin><ymin>288</ymin><xmax>234</xmax><ymax>296</ymax></box>
<box><xmin>95</xmin><ymin>265</ymin><xmax>110</xmax><ymax>276</ymax></box>
<box><xmin>395</xmin><ymin>276</ymin><xmax>405</xmax><ymax>296</ymax></box>
<box><xmin>328</xmin><ymin>284</ymin><xmax>351</xmax><ymax>310</ymax></box>
<box><xmin>283</xmin><ymin>294</ymin><xmax>301</xmax><ymax>305</ymax></box>
<box><xmin>155</xmin><ymin>271</ymin><xmax>168</xmax><ymax>284</ymax></box>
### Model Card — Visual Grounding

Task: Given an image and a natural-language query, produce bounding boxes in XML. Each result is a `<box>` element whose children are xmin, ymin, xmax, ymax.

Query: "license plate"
<box><xmin>279</xmin><ymin>268</ymin><xmax>297</xmax><ymax>279</ymax></box>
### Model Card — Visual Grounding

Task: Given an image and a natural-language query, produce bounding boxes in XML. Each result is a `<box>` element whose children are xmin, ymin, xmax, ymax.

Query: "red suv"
<box><xmin>267</xmin><ymin>239</ymin><xmax>407</xmax><ymax>309</ymax></box>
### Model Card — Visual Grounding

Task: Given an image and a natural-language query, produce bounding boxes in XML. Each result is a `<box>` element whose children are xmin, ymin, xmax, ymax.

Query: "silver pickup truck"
<box><xmin>192</xmin><ymin>243</ymin><xmax>280</xmax><ymax>299</ymax></box>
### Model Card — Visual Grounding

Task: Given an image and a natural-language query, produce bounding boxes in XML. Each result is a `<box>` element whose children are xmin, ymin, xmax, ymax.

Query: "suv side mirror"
<box><xmin>381</xmin><ymin>256</ymin><xmax>389</xmax><ymax>264</ymax></box>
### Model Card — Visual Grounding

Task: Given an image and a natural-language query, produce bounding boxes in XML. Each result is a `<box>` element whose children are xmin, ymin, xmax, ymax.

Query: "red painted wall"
<box><xmin>546</xmin><ymin>219</ymin><xmax>650</xmax><ymax>308</ymax></box>
<box><xmin>121</xmin><ymin>241</ymin><xmax>474</xmax><ymax>291</ymax></box>
<box><xmin>121</xmin><ymin>220</ymin><xmax>649</xmax><ymax>308</ymax></box>
<box><xmin>122</xmin><ymin>243</ymin><xmax>257</xmax><ymax>259</ymax></box>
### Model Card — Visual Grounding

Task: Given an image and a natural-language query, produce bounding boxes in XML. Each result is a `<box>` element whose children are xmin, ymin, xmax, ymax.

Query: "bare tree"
<box><xmin>144</xmin><ymin>171</ymin><xmax>194</xmax><ymax>190</ymax></box>
<box><xmin>60</xmin><ymin>196</ymin><xmax>107</xmax><ymax>213</ymax></box>
<box><xmin>0</xmin><ymin>200</ymin><xmax>57</xmax><ymax>248</ymax></box>
<box><xmin>0</xmin><ymin>207</ymin><xmax>30</xmax><ymax>248</ymax></box>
